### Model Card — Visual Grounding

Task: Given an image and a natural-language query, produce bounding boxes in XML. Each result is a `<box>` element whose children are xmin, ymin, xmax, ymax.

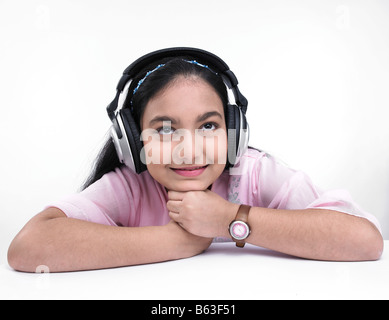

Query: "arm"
<box><xmin>239</xmin><ymin>207</ymin><xmax>383</xmax><ymax>261</ymax></box>
<box><xmin>8</xmin><ymin>207</ymin><xmax>212</xmax><ymax>273</ymax></box>
<box><xmin>167</xmin><ymin>190</ymin><xmax>383</xmax><ymax>261</ymax></box>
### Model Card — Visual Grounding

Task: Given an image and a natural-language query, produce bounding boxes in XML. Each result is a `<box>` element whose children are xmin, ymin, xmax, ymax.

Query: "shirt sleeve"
<box><xmin>45</xmin><ymin>167</ymin><xmax>138</xmax><ymax>227</ymax></box>
<box><xmin>257</xmin><ymin>154</ymin><xmax>382</xmax><ymax>233</ymax></box>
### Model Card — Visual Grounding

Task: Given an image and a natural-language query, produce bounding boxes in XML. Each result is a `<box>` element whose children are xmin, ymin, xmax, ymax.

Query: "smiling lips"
<box><xmin>170</xmin><ymin>165</ymin><xmax>208</xmax><ymax>177</ymax></box>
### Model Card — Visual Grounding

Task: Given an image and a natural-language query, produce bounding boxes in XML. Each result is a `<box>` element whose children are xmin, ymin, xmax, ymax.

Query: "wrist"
<box><xmin>165</xmin><ymin>220</ymin><xmax>212</xmax><ymax>259</ymax></box>
<box><xmin>220</xmin><ymin>202</ymin><xmax>240</xmax><ymax>238</ymax></box>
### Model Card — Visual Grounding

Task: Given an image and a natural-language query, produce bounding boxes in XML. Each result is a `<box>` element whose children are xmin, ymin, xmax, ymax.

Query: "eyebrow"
<box><xmin>148</xmin><ymin>116</ymin><xmax>178</xmax><ymax>126</ymax></box>
<box><xmin>148</xmin><ymin>111</ymin><xmax>223</xmax><ymax>127</ymax></box>
<box><xmin>196</xmin><ymin>111</ymin><xmax>223</xmax><ymax>123</ymax></box>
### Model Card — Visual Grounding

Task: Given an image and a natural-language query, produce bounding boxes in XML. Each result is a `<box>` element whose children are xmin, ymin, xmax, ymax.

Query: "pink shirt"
<box><xmin>47</xmin><ymin>149</ymin><xmax>382</xmax><ymax>234</ymax></box>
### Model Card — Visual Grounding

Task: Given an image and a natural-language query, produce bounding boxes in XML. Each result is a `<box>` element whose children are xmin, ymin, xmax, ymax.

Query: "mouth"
<box><xmin>170</xmin><ymin>165</ymin><xmax>209</xmax><ymax>177</ymax></box>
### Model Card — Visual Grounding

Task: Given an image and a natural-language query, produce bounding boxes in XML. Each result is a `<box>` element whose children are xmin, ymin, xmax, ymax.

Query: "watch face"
<box><xmin>230</xmin><ymin>221</ymin><xmax>250</xmax><ymax>240</ymax></box>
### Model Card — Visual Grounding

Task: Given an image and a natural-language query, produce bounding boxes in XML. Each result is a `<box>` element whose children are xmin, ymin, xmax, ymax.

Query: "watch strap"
<box><xmin>236</xmin><ymin>205</ymin><xmax>250</xmax><ymax>223</ymax></box>
<box><xmin>235</xmin><ymin>239</ymin><xmax>246</xmax><ymax>248</ymax></box>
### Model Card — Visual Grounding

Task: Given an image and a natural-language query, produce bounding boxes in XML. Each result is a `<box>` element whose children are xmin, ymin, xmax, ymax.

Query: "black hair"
<box><xmin>81</xmin><ymin>57</ymin><xmax>229</xmax><ymax>190</ymax></box>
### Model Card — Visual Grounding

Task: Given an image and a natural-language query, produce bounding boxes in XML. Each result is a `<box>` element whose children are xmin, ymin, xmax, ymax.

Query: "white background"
<box><xmin>1</xmin><ymin>0</ymin><xmax>388</xmax><ymax>265</ymax></box>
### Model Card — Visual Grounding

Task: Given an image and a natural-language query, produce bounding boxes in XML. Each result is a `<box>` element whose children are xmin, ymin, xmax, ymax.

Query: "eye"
<box><xmin>158</xmin><ymin>126</ymin><xmax>175</xmax><ymax>135</ymax></box>
<box><xmin>200</xmin><ymin>122</ymin><xmax>218</xmax><ymax>131</ymax></box>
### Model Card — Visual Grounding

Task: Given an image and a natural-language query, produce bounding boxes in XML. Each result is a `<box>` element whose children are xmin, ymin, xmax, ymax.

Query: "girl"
<box><xmin>8</xmin><ymin>48</ymin><xmax>383</xmax><ymax>273</ymax></box>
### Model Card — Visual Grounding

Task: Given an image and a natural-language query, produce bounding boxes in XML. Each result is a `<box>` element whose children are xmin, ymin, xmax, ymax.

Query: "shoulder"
<box><xmin>105</xmin><ymin>166</ymin><xmax>166</xmax><ymax>202</ymax></box>
<box><xmin>223</xmin><ymin>148</ymin><xmax>301</xmax><ymax>206</ymax></box>
<box><xmin>235</xmin><ymin>147</ymin><xmax>278</xmax><ymax>166</ymax></box>
<box><xmin>114</xmin><ymin>165</ymin><xmax>160</xmax><ymax>188</ymax></box>
<box><xmin>232</xmin><ymin>148</ymin><xmax>294</xmax><ymax>178</ymax></box>
<box><xmin>49</xmin><ymin>166</ymin><xmax>167</xmax><ymax>227</ymax></box>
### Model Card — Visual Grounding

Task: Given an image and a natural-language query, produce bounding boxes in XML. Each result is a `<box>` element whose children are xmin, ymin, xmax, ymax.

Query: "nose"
<box><xmin>171</xmin><ymin>129</ymin><xmax>204</xmax><ymax>165</ymax></box>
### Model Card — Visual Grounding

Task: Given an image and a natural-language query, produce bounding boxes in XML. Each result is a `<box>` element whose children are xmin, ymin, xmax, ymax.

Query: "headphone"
<box><xmin>106</xmin><ymin>47</ymin><xmax>249</xmax><ymax>174</ymax></box>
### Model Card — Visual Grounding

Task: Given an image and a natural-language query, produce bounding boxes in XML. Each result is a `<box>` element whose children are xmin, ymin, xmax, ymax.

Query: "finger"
<box><xmin>167</xmin><ymin>190</ymin><xmax>186</xmax><ymax>201</ymax></box>
<box><xmin>169</xmin><ymin>210</ymin><xmax>181</xmax><ymax>222</ymax></box>
<box><xmin>166</xmin><ymin>200</ymin><xmax>182</xmax><ymax>213</ymax></box>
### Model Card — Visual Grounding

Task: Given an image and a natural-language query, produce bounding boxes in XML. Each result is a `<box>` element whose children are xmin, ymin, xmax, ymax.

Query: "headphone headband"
<box><xmin>107</xmin><ymin>47</ymin><xmax>248</xmax><ymax>120</ymax></box>
<box><xmin>123</xmin><ymin>47</ymin><xmax>230</xmax><ymax>78</ymax></box>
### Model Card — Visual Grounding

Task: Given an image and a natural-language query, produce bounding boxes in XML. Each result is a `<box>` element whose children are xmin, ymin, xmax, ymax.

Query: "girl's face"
<box><xmin>140</xmin><ymin>76</ymin><xmax>228</xmax><ymax>191</ymax></box>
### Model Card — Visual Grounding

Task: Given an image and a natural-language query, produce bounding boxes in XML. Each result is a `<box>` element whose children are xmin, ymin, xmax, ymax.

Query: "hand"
<box><xmin>167</xmin><ymin>190</ymin><xmax>239</xmax><ymax>238</ymax></box>
<box><xmin>165</xmin><ymin>220</ymin><xmax>213</xmax><ymax>259</ymax></box>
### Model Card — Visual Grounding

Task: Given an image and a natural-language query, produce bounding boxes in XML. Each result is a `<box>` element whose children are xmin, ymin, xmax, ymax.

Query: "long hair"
<box><xmin>81</xmin><ymin>57</ymin><xmax>229</xmax><ymax>190</ymax></box>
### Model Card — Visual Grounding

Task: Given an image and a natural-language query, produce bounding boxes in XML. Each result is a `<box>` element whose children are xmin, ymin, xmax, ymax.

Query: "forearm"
<box><xmin>8</xmin><ymin>209</ymin><xmax>206</xmax><ymax>273</ymax></box>
<box><xmin>242</xmin><ymin>207</ymin><xmax>383</xmax><ymax>261</ymax></box>
<box><xmin>36</xmin><ymin>221</ymin><xmax>176</xmax><ymax>272</ymax></box>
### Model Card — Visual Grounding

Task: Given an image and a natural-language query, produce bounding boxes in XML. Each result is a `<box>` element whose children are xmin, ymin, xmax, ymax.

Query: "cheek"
<box><xmin>146</xmin><ymin>163</ymin><xmax>163</xmax><ymax>179</ymax></box>
<box><xmin>203</xmin><ymin>130</ymin><xmax>228</xmax><ymax>164</ymax></box>
<box><xmin>142</xmin><ymin>135</ymin><xmax>173</xmax><ymax>165</ymax></box>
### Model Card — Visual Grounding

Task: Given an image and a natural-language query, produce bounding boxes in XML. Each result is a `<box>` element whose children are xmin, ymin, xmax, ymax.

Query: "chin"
<box><xmin>165</xmin><ymin>180</ymin><xmax>211</xmax><ymax>192</ymax></box>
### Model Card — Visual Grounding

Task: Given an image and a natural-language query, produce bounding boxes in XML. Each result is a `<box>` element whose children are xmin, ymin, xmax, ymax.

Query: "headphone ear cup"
<box><xmin>226</xmin><ymin>104</ymin><xmax>249</xmax><ymax>168</ymax></box>
<box><xmin>226</xmin><ymin>104</ymin><xmax>239</xmax><ymax>167</ymax></box>
<box><xmin>120</xmin><ymin>108</ymin><xmax>147</xmax><ymax>173</ymax></box>
<box><xmin>238</xmin><ymin>109</ymin><xmax>249</xmax><ymax>156</ymax></box>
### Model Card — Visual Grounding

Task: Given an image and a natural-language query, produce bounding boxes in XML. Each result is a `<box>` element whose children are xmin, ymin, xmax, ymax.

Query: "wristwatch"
<box><xmin>229</xmin><ymin>205</ymin><xmax>251</xmax><ymax>248</ymax></box>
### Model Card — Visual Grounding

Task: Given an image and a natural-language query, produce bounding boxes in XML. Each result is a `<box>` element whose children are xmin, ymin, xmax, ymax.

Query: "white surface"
<box><xmin>1</xmin><ymin>242</ymin><xmax>388</xmax><ymax>300</ymax></box>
